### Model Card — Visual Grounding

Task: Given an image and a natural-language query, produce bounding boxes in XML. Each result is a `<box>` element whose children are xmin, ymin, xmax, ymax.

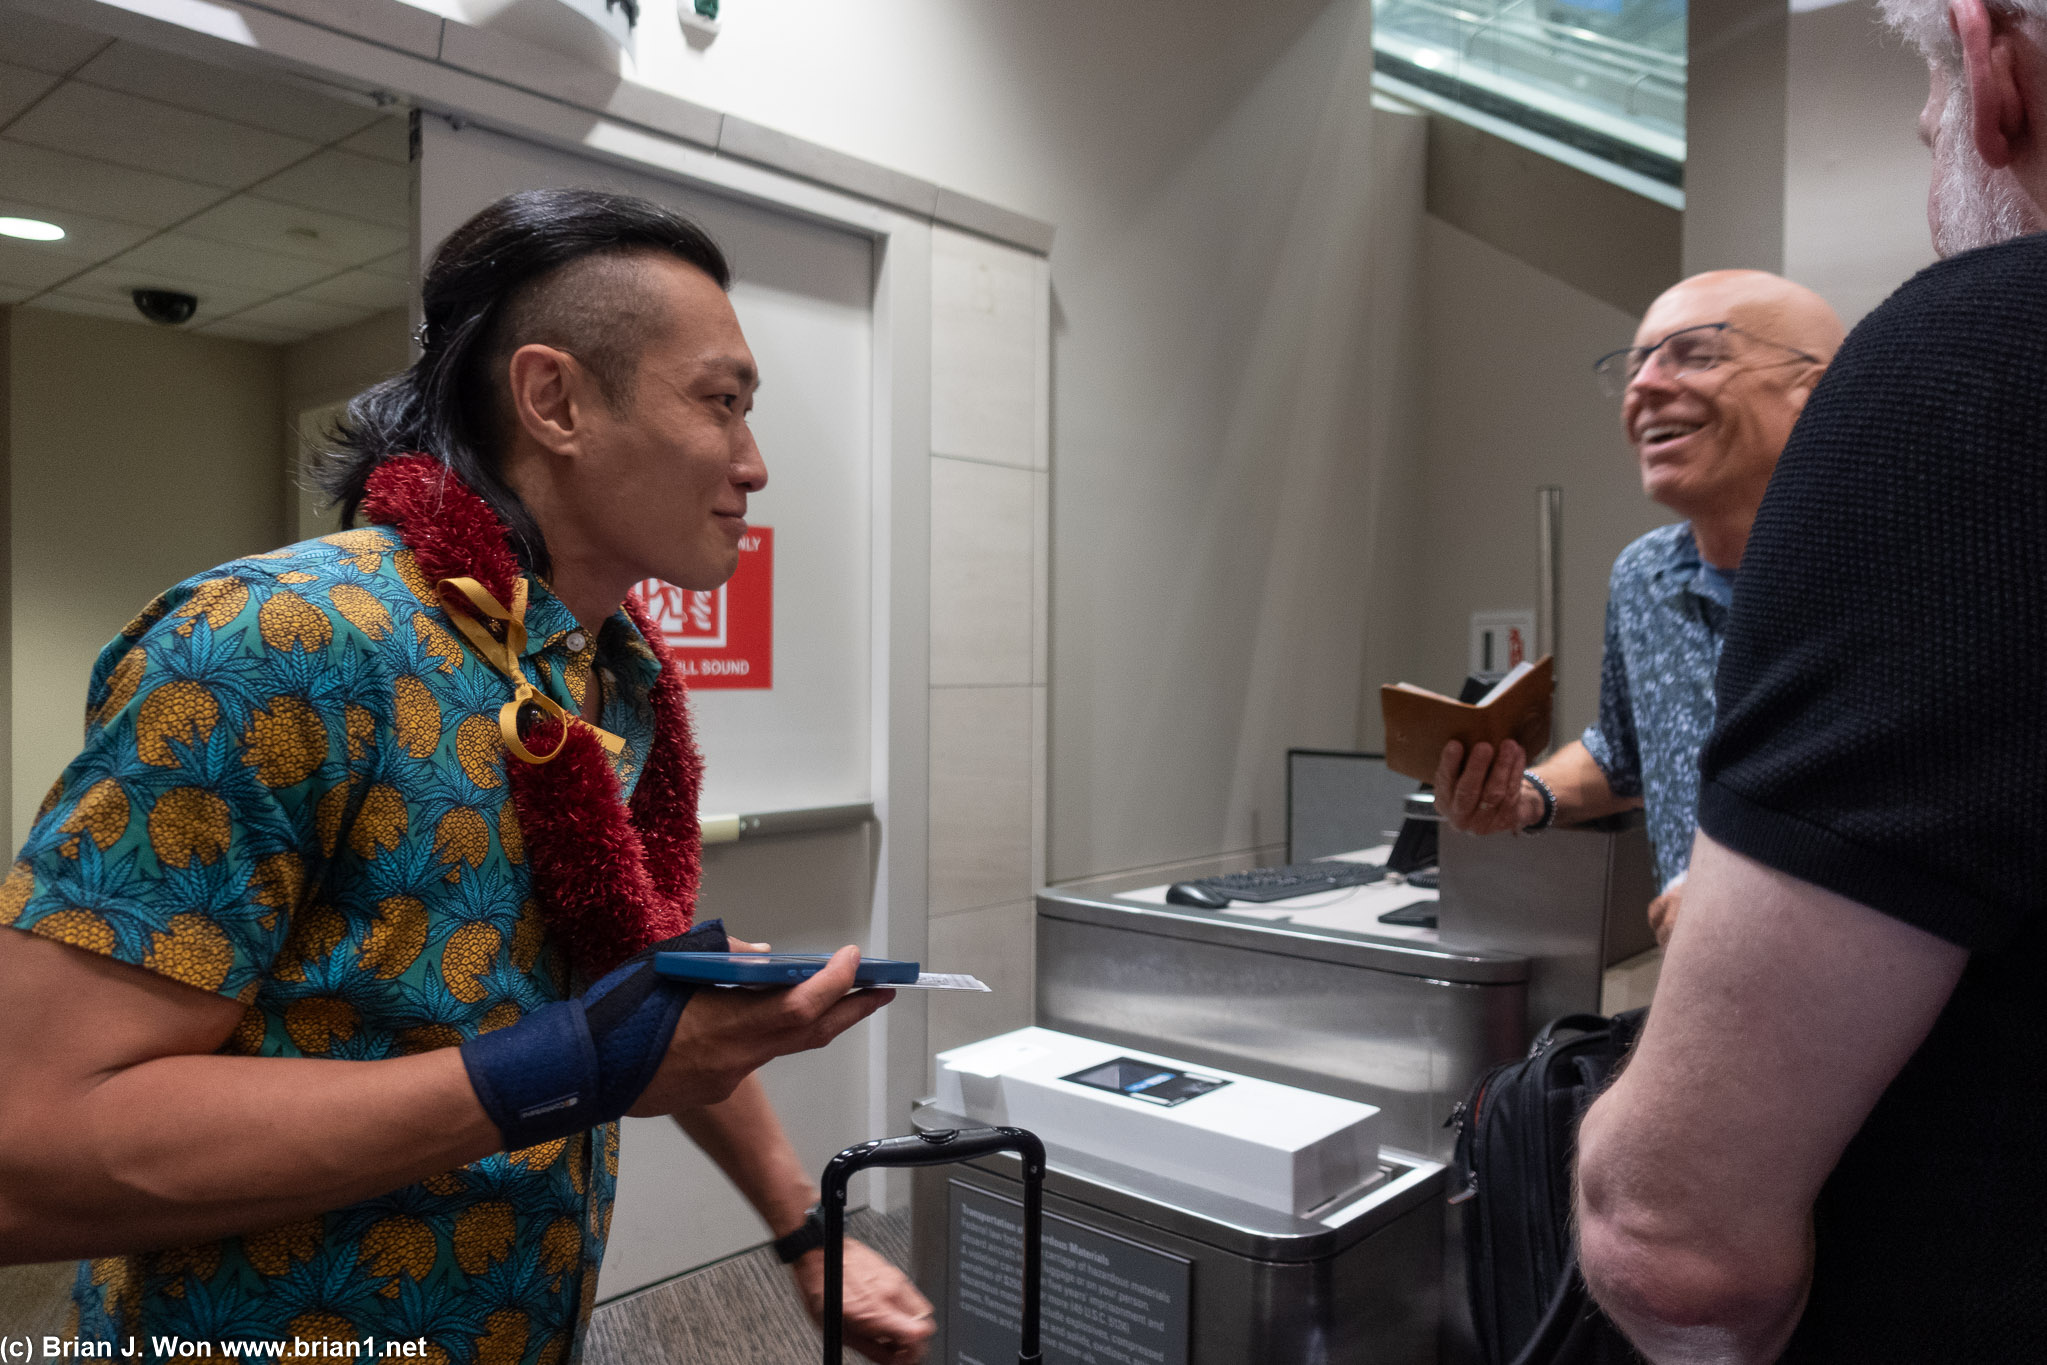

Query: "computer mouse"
<box><xmin>1166</xmin><ymin>882</ymin><xmax>1233</xmax><ymax>909</ymax></box>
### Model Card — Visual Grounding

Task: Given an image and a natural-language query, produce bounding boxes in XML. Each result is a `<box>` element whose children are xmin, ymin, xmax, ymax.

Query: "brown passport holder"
<box><xmin>1380</xmin><ymin>656</ymin><xmax>1554</xmax><ymax>783</ymax></box>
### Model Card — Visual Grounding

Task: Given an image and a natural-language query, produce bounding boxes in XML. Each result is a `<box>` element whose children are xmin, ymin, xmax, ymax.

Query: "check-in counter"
<box><xmin>1033</xmin><ymin>863</ymin><xmax>1527</xmax><ymax>1162</ymax></box>
<box><xmin>1436</xmin><ymin>811</ymin><xmax>1658</xmax><ymax>1035</ymax></box>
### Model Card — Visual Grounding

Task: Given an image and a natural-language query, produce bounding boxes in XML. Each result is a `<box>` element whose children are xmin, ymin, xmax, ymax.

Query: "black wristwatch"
<box><xmin>772</xmin><ymin>1204</ymin><xmax>828</xmax><ymax>1264</ymax></box>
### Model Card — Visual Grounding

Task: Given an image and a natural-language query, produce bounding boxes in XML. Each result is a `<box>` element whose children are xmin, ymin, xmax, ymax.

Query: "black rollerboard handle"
<box><xmin>820</xmin><ymin>1125</ymin><xmax>1046</xmax><ymax>1364</ymax></box>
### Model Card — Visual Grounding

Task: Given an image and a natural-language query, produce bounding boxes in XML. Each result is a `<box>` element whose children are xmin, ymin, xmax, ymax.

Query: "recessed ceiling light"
<box><xmin>1412</xmin><ymin>49</ymin><xmax>1446</xmax><ymax>70</ymax></box>
<box><xmin>0</xmin><ymin>216</ymin><xmax>65</xmax><ymax>242</ymax></box>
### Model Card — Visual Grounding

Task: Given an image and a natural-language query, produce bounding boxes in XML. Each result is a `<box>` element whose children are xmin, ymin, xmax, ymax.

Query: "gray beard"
<box><xmin>1931</xmin><ymin>83</ymin><xmax>2036</xmax><ymax>256</ymax></box>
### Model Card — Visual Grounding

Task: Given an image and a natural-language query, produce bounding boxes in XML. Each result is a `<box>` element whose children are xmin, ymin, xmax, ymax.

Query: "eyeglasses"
<box><xmin>1592</xmin><ymin>322</ymin><xmax>1821</xmax><ymax>397</ymax></box>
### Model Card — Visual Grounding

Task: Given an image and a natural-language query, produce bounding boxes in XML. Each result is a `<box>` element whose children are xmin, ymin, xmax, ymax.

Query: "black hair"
<box><xmin>315</xmin><ymin>186</ymin><xmax>731</xmax><ymax>577</ymax></box>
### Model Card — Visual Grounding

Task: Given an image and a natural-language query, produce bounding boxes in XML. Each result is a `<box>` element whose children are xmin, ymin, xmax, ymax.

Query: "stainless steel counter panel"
<box><xmin>910</xmin><ymin>1104</ymin><xmax>1446</xmax><ymax>1365</ymax></box>
<box><xmin>1436</xmin><ymin>812</ymin><xmax>1656</xmax><ymax>1035</ymax></box>
<box><xmin>1035</xmin><ymin>882</ymin><xmax>1528</xmax><ymax>1162</ymax></box>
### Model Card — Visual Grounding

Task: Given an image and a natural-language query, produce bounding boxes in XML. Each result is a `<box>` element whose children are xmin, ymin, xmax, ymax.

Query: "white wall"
<box><xmin>1408</xmin><ymin>220</ymin><xmax>1668</xmax><ymax>744</ymax></box>
<box><xmin>284</xmin><ymin>307</ymin><xmax>409</xmax><ymax>540</ymax></box>
<box><xmin>9</xmin><ymin>307</ymin><xmax>286</xmax><ymax>850</ymax></box>
<box><xmin>604</xmin><ymin>0</ymin><xmax>1388</xmax><ymax>879</ymax></box>
<box><xmin>1785</xmin><ymin>0</ymin><xmax>1936</xmax><ymax>325</ymax></box>
<box><xmin>1689</xmin><ymin>0</ymin><xmax>1937</xmax><ymax>324</ymax></box>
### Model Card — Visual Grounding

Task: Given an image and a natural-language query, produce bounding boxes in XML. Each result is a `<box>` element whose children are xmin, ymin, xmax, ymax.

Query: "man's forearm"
<box><xmin>673</xmin><ymin>1075</ymin><xmax>817</xmax><ymax>1236</ymax></box>
<box><xmin>0</xmin><ymin>1047</ymin><xmax>500</xmax><ymax>1262</ymax></box>
<box><xmin>1533</xmin><ymin>740</ymin><xmax>1640</xmax><ymax>826</ymax></box>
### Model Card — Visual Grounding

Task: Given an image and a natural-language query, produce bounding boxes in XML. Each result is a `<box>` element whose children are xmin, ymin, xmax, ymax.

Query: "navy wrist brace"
<box><xmin>461</xmin><ymin>919</ymin><xmax>729</xmax><ymax>1150</ymax></box>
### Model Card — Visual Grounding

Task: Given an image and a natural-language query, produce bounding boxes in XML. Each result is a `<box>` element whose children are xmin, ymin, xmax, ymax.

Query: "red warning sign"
<box><xmin>632</xmin><ymin>526</ymin><xmax>772</xmax><ymax>690</ymax></box>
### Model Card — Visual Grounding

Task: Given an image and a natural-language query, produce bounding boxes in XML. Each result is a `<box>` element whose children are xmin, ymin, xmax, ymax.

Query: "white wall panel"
<box><xmin>928</xmin><ymin>456</ymin><xmax>1032</xmax><ymax>687</ymax></box>
<box><xmin>930</xmin><ymin>225</ymin><xmax>1040</xmax><ymax>469</ymax></box>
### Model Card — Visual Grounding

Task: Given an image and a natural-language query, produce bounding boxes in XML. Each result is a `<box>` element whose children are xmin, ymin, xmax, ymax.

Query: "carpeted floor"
<box><xmin>585</xmin><ymin>1209</ymin><xmax>915</xmax><ymax>1365</ymax></box>
<box><xmin>2</xmin><ymin>1211</ymin><xmax>912</xmax><ymax>1365</ymax></box>
<box><xmin>0</xmin><ymin>1260</ymin><xmax>75</xmax><ymax>1342</ymax></box>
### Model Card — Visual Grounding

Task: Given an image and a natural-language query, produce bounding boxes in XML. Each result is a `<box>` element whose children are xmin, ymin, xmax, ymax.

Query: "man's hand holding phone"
<box><xmin>632</xmin><ymin>943</ymin><xmax>892</xmax><ymax>1114</ymax></box>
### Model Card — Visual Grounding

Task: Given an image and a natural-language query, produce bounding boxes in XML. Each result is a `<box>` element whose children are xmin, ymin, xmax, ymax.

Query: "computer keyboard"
<box><xmin>1190</xmin><ymin>861</ymin><xmax>1388</xmax><ymax>904</ymax></box>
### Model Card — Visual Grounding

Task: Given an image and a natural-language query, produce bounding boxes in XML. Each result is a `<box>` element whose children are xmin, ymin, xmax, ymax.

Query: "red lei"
<box><xmin>361</xmin><ymin>454</ymin><xmax>701</xmax><ymax>980</ymax></box>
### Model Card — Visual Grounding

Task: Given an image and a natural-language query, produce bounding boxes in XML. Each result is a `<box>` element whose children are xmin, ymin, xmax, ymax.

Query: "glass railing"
<box><xmin>1372</xmin><ymin>0</ymin><xmax>1685</xmax><ymax>189</ymax></box>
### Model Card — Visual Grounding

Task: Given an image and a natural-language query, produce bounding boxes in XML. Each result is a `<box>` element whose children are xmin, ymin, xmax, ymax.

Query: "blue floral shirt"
<box><xmin>1580</xmin><ymin>522</ymin><xmax>1731</xmax><ymax>891</ymax></box>
<box><xmin>1</xmin><ymin>526</ymin><xmax>661</xmax><ymax>1365</ymax></box>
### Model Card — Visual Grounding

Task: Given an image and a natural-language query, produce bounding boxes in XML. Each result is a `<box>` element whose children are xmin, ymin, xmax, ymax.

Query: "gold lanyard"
<box><xmin>434</xmin><ymin>576</ymin><xmax>625</xmax><ymax>765</ymax></box>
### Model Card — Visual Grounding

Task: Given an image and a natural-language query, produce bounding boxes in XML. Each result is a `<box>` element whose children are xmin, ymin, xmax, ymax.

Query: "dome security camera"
<box><xmin>132</xmin><ymin>288</ymin><xmax>198</xmax><ymax>326</ymax></box>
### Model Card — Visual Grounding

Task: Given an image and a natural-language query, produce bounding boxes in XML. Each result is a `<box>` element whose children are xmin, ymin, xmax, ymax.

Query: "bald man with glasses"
<box><xmin>1433</xmin><ymin>270</ymin><xmax>1844</xmax><ymax>945</ymax></box>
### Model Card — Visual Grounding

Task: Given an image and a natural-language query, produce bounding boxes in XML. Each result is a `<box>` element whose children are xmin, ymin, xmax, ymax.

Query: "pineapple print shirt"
<box><xmin>0</xmin><ymin>526</ymin><xmax>663</xmax><ymax>1365</ymax></box>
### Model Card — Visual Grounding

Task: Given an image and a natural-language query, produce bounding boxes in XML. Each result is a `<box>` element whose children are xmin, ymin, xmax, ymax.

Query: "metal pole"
<box><xmin>1537</xmin><ymin>486</ymin><xmax>1562</xmax><ymax>747</ymax></box>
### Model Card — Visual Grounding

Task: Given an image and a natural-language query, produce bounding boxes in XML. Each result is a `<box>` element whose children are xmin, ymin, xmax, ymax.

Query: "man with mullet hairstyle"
<box><xmin>1575</xmin><ymin>1</ymin><xmax>2047</xmax><ymax>1360</ymax></box>
<box><xmin>0</xmin><ymin>188</ymin><xmax>933</xmax><ymax>1364</ymax></box>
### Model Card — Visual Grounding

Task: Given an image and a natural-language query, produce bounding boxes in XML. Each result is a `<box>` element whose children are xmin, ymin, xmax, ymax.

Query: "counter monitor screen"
<box><xmin>1064</xmin><ymin>1058</ymin><xmax>1231</xmax><ymax>1107</ymax></box>
<box><xmin>1287</xmin><ymin>749</ymin><xmax>1420</xmax><ymax>862</ymax></box>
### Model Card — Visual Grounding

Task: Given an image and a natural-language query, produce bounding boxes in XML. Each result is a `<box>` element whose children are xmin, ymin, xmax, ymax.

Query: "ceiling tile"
<box><xmin>0</xmin><ymin>10</ymin><xmax>110</xmax><ymax>75</ymax></box>
<box><xmin>100</xmin><ymin>231</ymin><xmax>336</xmax><ymax>294</ymax></box>
<box><xmin>0</xmin><ymin>137</ymin><xmax>223</xmax><ymax>228</ymax></box>
<box><xmin>0</xmin><ymin>280</ymin><xmax>32</xmax><ymax>304</ymax></box>
<box><xmin>52</xmin><ymin>265</ymin><xmax>269</xmax><ymax>326</ymax></box>
<box><xmin>197</xmin><ymin>317</ymin><xmax>304</xmax><ymax>345</ymax></box>
<box><xmin>0</xmin><ymin>237</ymin><xmax>84</xmax><ymax>290</ymax></box>
<box><xmin>0</xmin><ymin>196</ymin><xmax>153</xmax><ymax>263</ymax></box>
<box><xmin>252</xmin><ymin>148</ymin><xmax>409</xmax><ymax>229</ymax></box>
<box><xmin>360</xmin><ymin>250</ymin><xmax>411</xmax><ymax>280</ymax></box>
<box><xmin>222</xmin><ymin>294</ymin><xmax>371</xmax><ymax>335</ymax></box>
<box><xmin>297</xmin><ymin>269</ymin><xmax>409</xmax><ymax>312</ymax></box>
<box><xmin>9</xmin><ymin>82</ymin><xmax>316</xmax><ymax>190</ymax></box>
<box><xmin>180</xmin><ymin>195</ymin><xmax>406</xmax><ymax>267</ymax></box>
<box><xmin>338</xmin><ymin>117</ymin><xmax>409</xmax><ymax>165</ymax></box>
<box><xmin>72</xmin><ymin>41</ymin><xmax>383</xmax><ymax>145</ymax></box>
<box><xmin>0</xmin><ymin>58</ymin><xmax>59</xmax><ymax>123</ymax></box>
<box><xmin>26</xmin><ymin>293</ymin><xmax>149</xmax><ymax>326</ymax></box>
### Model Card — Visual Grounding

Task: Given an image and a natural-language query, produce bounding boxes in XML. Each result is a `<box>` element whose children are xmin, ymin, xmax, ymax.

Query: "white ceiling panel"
<box><xmin>180</xmin><ymin>195</ymin><xmax>406</xmax><ymax>266</ymax></box>
<box><xmin>27</xmin><ymin>292</ymin><xmax>152</xmax><ymax>326</ymax></box>
<box><xmin>0</xmin><ymin>237</ymin><xmax>84</xmax><ymax>290</ymax></box>
<box><xmin>360</xmin><ymin>250</ymin><xmax>410</xmax><ymax>280</ymax></box>
<box><xmin>297</xmin><ymin>268</ymin><xmax>409</xmax><ymax>311</ymax></box>
<box><xmin>253</xmin><ymin>147</ymin><xmax>409</xmax><ymax>228</ymax></box>
<box><xmin>0</xmin><ymin>10</ymin><xmax>110</xmax><ymax>75</ymax></box>
<box><xmin>0</xmin><ymin>281</ymin><xmax>29</xmax><ymax>303</ymax></box>
<box><xmin>339</xmin><ymin>117</ymin><xmax>409</xmax><ymax>165</ymax></box>
<box><xmin>0</xmin><ymin>196</ymin><xmax>153</xmax><ymax>262</ymax></box>
<box><xmin>72</xmin><ymin>42</ymin><xmax>383</xmax><ymax>145</ymax></box>
<box><xmin>0</xmin><ymin>138</ymin><xmax>223</xmax><ymax>228</ymax></box>
<box><xmin>198</xmin><ymin>316</ymin><xmax>306</xmax><ymax>344</ymax></box>
<box><xmin>9</xmin><ymin>82</ymin><xmax>316</xmax><ymax>189</ymax></box>
<box><xmin>101</xmin><ymin>231</ymin><xmax>338</xmax><ymax>293</ymax></box>
<box><xmin>223</xmin><ymin>294</ymin><xmax>372</xmax><ymax>335</ymax></box>
<box><xmin>52</xmin><ymin>266</ymin><xmax>269</xmax><ymax>325</ymax></box>
<box><xmin>0</xmin><ymin>57</ymin><xmax>59</xmax><ymax>123</ymax></box>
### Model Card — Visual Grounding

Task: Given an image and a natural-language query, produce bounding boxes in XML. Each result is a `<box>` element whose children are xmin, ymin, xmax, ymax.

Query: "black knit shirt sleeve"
<box><xmin>1697</xmin><ymin>235</ymin><xmax>2047</xmax><ymax>951</ymax></box>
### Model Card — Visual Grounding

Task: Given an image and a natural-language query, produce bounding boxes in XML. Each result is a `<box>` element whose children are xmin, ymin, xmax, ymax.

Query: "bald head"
<box><xmin>1639</xmin><ymin>270</ymin><xmax>1846</xmax><ymax>363</ymax></box>
<box><xmin>1621</xmin><ymin>271</ymin><xmax>1845</xmax><ymax>557</ymax></box>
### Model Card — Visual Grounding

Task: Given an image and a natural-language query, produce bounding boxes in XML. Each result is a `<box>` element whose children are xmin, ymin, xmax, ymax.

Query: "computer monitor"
<box><xmin>1286</xmin><ymin>749</ymin><xmax>1420</xmax><ymax>862</ymax></box>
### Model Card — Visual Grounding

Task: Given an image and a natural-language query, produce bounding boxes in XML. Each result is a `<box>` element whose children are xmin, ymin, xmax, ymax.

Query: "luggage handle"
<box><xmin>820</xmin><ymin>1125</ymin><xmax>1047</xmax><ymax>1365</ymax></box>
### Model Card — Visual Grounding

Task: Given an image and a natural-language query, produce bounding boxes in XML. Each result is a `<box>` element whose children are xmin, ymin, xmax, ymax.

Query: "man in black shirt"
<box><xmin>1574</xmin><ymin>1</ymin><xmax>2047</xmax><ymax>1361</ymax></box>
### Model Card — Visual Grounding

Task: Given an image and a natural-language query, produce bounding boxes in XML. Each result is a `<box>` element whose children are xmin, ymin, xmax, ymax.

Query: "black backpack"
<box><xmin>1448</xmin><ymin>1010</ymin><xmax>1649</xmax><ymax>1365</ymax></box>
